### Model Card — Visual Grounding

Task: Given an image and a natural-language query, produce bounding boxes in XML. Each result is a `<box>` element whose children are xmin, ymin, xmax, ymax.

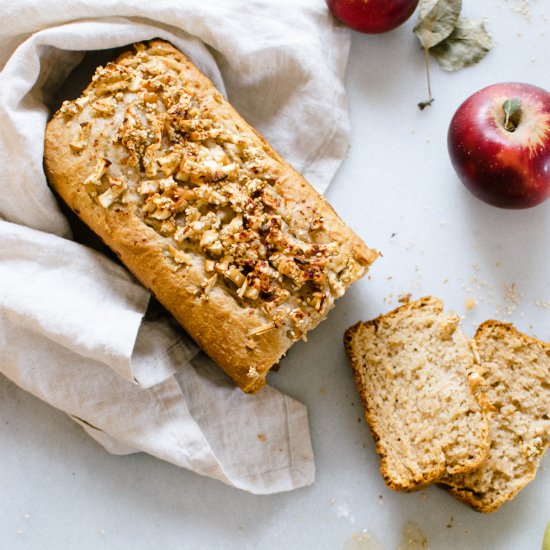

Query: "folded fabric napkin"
<box><xmin>0</xmin><ymin>0</ymin><xmax>351</xmax><ymax>494</ymax></box>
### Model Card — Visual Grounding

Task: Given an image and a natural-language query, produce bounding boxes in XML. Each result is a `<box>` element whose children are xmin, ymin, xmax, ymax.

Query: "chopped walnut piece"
<box><xmin>128</xmin><ymin>74</ymin><xmax>143</xmax><ymax>92</ymax></box>
<box><xmin>160</xmin><ymin>219</ymin><xmax>176</xmax><ymax>235</ymax></box>
<box><xmin>439</xmin><ymin>316</ymin><xmax>459</xmax><ymax>339</ymax></box>
<box><xmin>166</xmin><ymin>93</ymin><xmax>193</xmax><ymax>120</ymax></box>
<box><xmin>142</xmin><ymin>116</ymin><xmax>163</xmax><ymax>177</ymax></box>
<box><xmin>199</xmin><ymin>229</ymin><xmax>223</xmax><ymax>256</ymax></box>
<box><xmin>310</xmin><ymin>216</ymin><xmax>325</xmax><ymax>231</ymax></box>
<box><xmin>116</xmin><ymin>100</ymin><xmax>147</xmax><ymax>165</ymax></box>
<box><xmin>225</xmin><ymin>266</ymin><xmax>245</xmax><ymax>287</ymax></box>
<box><xmin>70</xmin><ymin>122</ymin><xmax>91</xmax><ymax>153</ymax></box>
<box><xmin>59</xmin><ymin>98</ymin><xmax>88</xmax><ymax>119</ymax></box>
<box><xmin>83</xmin><ymin>158</ymin><xmax>109</xmax><ymax>186</ymax></box>
<box><xmin>150</xmin><ymin>199</ymin><xmax>174</xmax><ymax>220</ymax></box>
<box><xmin>97</xmin><ymin>176</ymin><xmax>126</xmax><ymax>208</ymax></box>
<box><xmin>398</xmin><ymin>293</ymin><xmax>412</xmax><ymax>304</ymax></box>
<box><xmin>204</xmin><ymin>259</ymin><xmax>216</xmax><ymax>272</ymax></box>
<box><xmin>469</xmin><ymin>339</ymin><xmax>482</xmax><ymax>365</ymax></box>
<box><xmin>201</xmin><ymin>273</ymin><xmax>218</xmax><ymax>297</ymax></box>
<box><xmin>91</xmin><ymin>64</ymin><xmax>132</xmax><ymax>95</ymax></box>
<box><xmin>158</xmin><ymin>177</ymin><xmax>177</xmax><ymax>191</ymax></box>
<box><xmin>176</xmin><ymin>118</ymin><xmax>212</xmax><ymax>132</ymax></box>
<box><xmin>140</xmin><ymin>91</ymin><xmax>160</xmax><ymax>104</ymax></box>
<box><xmin>247</xmin><ymin>366</ymin><xmax>260</xmax><ymax>379</ymax></box>
<box><xmin>247</xmin><ymin>323</ymin><xmax>276</xmax><ymax>337</ymax></box>
<box><xmin>289</xmin><ymin>308</ymin><xmax>306</xmax><ymax>325</ymax></box>
<box><xmin>157</xmin><ymin>151</ymin><xmax>182</xmax><ymax>177</ymax></box>
<box><xmin>167</xmin><ymin>244</ymin><xmax>192</xmax><ymax>267</ymax></box>
<box><xmin>467</xmin><ymin>371</ymin><xmax>485</xmax><ymax>391</ymax></box>
<box><xmin>189</xmin><ymin>128</ymin><xmax>227</xmax><ymax>142</ymax></box>
<box><xmin>138</xmin><ymin>179</ymin><xmax>160</xmax><ymax>195</ymax></box>
<box><xmin>310</xmin><ymin>292</ymin><xmax>327</xmax><ymax>313</ymax></box>
<box><xmin>236</xmin><ymin>278</ymin><xmax>250</xmax><ymax>299</ymax></box>
<box><xmin>91</xmin><ymin>97</ymin><xmax>117</xmax><ymax>117</ymax></box>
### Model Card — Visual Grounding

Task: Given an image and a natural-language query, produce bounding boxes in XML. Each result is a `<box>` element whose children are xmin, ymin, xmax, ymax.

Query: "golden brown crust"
<box><xmin>44</xmin><ymin>40</ymin><xmax>377</xmax><ymax>392</ymax></box>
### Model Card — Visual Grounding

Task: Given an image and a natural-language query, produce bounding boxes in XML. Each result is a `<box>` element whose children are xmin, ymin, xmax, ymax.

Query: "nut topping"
<box><xmin>59</xmin><ymin>42</ymin><xmax>366</xmax><ymax>340</ymax></box>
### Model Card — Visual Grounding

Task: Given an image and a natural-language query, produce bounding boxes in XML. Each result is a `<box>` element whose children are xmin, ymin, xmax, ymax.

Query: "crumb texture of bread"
<box><xmin>344</xmin><ymin>297</ymin><xmax>490</xmax><ymax>492</ymax></box>
<box><xmin>438</xmin><ymin>321</ymin><xmax>550</xmax><ymax>512</ymax></box>
<box><xmin>43</xmin><ymin>40</ymin><xmax>377</xmax><ymax>392</ymax></box>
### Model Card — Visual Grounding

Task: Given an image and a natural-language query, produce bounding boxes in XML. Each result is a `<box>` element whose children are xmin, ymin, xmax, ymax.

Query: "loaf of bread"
<box><xmin>344</xmin><ymin>297</ymin><xmax>490</xmax><ymax>491</ymax></box>
<box><xmin>438</xmin><ymin>320</ymin><xmax>550</xmax><ymax>512</ymax></box>
<box><xmin>44</xmin><ymin>40</ymin><xmax>377</xmax><ymax>392</ymax></box>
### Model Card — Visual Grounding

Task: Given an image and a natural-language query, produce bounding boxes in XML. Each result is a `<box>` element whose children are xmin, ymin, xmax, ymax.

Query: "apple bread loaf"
<box><xmin>44</xmin><ymin>40</ymin><xmax>378</xmax><ymax>392</ymax></box>
<box><xmin>344</xmin><ymin>297</ymin><xmax>490</xmax><ymax>491</ymax></box>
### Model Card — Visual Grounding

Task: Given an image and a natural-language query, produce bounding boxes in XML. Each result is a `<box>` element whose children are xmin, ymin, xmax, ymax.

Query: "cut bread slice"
<box><xmin>344</xmin><ymin>297</ymin><xmax>490</xmax><ymax>492</ymax></box>
<box><xmin>438</xmin><ymin>320</ymin><xmax>550</xmax><ymax>512</ymax></box>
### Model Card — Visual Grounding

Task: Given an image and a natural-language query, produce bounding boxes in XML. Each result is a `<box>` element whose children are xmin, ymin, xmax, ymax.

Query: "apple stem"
<box><xmin>503</xmin><ymin>97</ymin><xmax>522</xmax><ymax>132</ymax></box>
<box><xmin>418</xmin><ymin>47</ymin><xmax>434</xmax><ymax>111</ymax></box>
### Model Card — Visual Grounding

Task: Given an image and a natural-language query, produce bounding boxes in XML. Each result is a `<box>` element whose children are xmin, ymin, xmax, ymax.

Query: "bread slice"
<box><xmin>344</xmin><ymin>297</ymin><xmax>490</xmax><ymax>492</ymax></box>
<box><xmin>438</xmin><ymin>320</ymin><xmax>550</xmax><ymax>512</ymax></box>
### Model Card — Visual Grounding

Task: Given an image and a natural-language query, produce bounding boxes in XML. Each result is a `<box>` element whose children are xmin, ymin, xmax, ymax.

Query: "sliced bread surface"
<box><xmin>438</xmin><ymin>321</ymin><xmax>550</xmax><ymax>512</ymax></box>
<box><xmin>344</xmin><ymin>297</ymin><xmax>490</xmax><ymax>492</ymax></box>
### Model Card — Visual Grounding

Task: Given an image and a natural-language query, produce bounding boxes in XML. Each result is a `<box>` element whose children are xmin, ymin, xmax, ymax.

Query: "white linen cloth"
<box><xmin>0</xmin><ymin>0</ymin><xmax>351</xmax><ymax>494</ymax></box>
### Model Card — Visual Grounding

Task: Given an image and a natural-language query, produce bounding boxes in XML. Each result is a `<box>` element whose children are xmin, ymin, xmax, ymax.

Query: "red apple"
<box><xmin>326</xmin><ymin>0</ymin><xmax>420</xmax><ymax>34</ymax></box>
<box><xmin>448</xmin><ymin>82</ymin><xmax>550</xmax><ymax>209</ymax></box>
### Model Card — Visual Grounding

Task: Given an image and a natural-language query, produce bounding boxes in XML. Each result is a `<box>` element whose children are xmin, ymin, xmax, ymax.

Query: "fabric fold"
<box><xmin>0</xmin><ymin>0</ymin><xmax>351</xmax><ymax>494</ymax></box>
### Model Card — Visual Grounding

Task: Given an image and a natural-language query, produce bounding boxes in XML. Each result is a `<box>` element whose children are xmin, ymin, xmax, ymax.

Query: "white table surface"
<box><xmin>1</xmin><ymin>2</ymin><xmax>549</xmax><ymax>549</ymax></box>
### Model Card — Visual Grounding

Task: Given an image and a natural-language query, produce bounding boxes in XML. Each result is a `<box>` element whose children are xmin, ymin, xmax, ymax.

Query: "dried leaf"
<box><xmin>430</xmin><ymin>17</ymin><xmax>493</xmax><ymax>71</ymax></box>
<box><xmin>413</xmin><ymin>0</ymin><xmax>462</xmax><ymax>49</ymax></box>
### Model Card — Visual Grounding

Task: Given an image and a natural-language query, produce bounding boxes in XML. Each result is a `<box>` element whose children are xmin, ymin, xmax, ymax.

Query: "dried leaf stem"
<box><xmin>418</xmin><ymin>46</ymin><xmax>434</xmax><ymax>110</ymax></box>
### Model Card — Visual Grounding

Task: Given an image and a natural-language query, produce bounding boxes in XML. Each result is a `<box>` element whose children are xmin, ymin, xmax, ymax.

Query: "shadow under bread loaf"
<box><xmin>44</xmin><ymin>39</ymin><xmax>378</xmax><ymax>392</ymax></box>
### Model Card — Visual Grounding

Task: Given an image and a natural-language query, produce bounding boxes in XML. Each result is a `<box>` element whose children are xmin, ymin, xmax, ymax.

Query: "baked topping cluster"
<box><xmin>59</xmin><ymin>43</ymin><xmax>363</xmax><ymax>341</ymax></box>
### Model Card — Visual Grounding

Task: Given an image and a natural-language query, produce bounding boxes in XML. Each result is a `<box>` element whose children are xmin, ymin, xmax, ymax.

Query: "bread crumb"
<box><xmin>465</xmin><ymin>298</ymin><xmax>477</xmax><ymax>310</ymax></box>
<box><xmin>467</xmin><ymin>371</ymin><xmax>484</xmax><ymax>391</ymax></box>
<box><xmin>507</xmin><ymin>0</ymin><xmax>533</xmax><ymax>20</ymax></box>
<box><xmin>257</xmin><ymin>433</ymin><xmax>267</xmax><ymax>442</ymax></box>
<box><xmin>344</xmin><ymin>530</ymin><xmax>383</xmax><ymax>549</ymax></box>
<box><xmin>498</xmin><ymin>282</ymin><xmax>523</xmax><ymax>317</ymax></box>
<box><xmin>247</xmin><ymin>366</ymin><xmax>260</xmax><ymax>379</ymax></box>
<box><xmin>398</xmin><ymin>293</ymin><xmax>412</xmax><ymax>304</ymax></box>
<box><xmin>398</xmin><ymin>522</ymin><xmax>429</xmax><ymax>550</ymax></box>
